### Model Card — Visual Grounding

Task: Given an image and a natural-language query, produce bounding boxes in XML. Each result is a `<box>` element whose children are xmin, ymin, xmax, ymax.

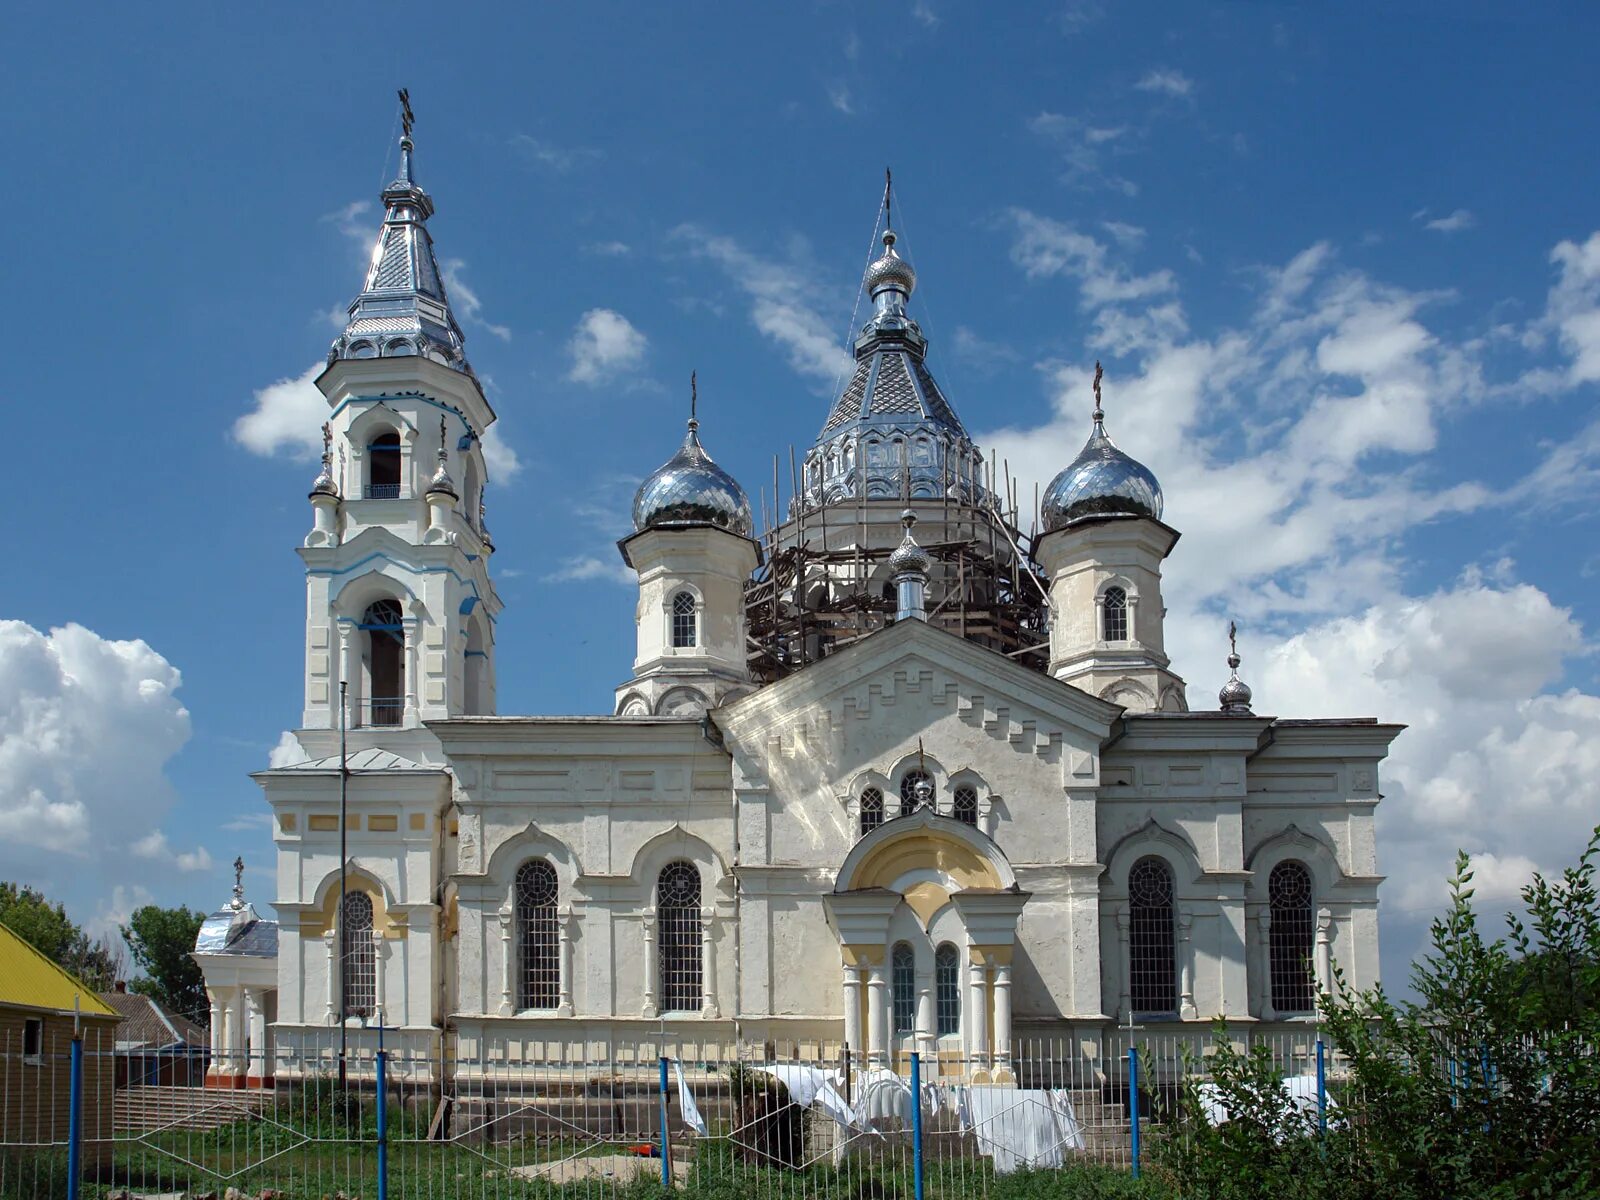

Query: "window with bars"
<box><xmin>891</xmin><ymin>942</ymin><xmax>916</xmax><ymax>1035</ymax></box>
<box><xmin>952</xmin><ymin>786</ymin><xmax>979</xmax><ymax>826</ymax></box>
<box><xmin>859</xmin><ymin>787</ymin><xmax>884</xmax><ymax>836</ymax></box>
<box><xmin>900</xmin><ymin>770</ymin><xmax>932</xmax><ymax>815</ymax></box>
<box><xmin>1103</xmin><ymin>586</ymin><xmax>1129</xmax><ymax>641</ymax></box>
<box><xmin>1128</xmin><ymin>856</ymin><xmax>1177</xmax><ymax>1016</ymax></box>
<box><xmin>935</xmin><ymin>943</ymin><xmax>961</xmax><ymax>1036</ymax></box>
<box><xmin>671</xmin><ymin>591</ymin><xmax>697</xmax><ymax>648</ymax></box>
<box><xmin>341</xmin><ymin>891</ymin><xmax>376</xmax><ymax>1019</ymax></box>
<box><xmin>657</xmin><ymin>861</ymin><xmax>703</xmax><ymax>1013</ymax></box>
<box><xmin>1269</xmin><ymin>860</ymin><xmax>1317</xmax><ymax>1013</ymax></box>
<box><xmin>360</xmin><ymin>599</ymin><xmax>405</xmax><ymax>727</ymax></box>
<box><xmin>515</xmin><ymin>860</ymin><xmax>560</xmax><ymax>1011</ymax></box>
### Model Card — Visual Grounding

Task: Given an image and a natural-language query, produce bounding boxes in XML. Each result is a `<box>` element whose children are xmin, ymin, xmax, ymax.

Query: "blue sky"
<box><xmin>2</xmin><ymin>2</ymin><xmax>1597</xmax><ymax>990</ymax></box>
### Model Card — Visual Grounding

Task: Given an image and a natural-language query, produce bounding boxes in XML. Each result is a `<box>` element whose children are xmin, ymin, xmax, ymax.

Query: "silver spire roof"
<box><xmin>796</xmin><ymin>202</ymin><xmax>988</xmax><ymax>513</ymax></box>
<box><xmin>327</xmin><ymin>110</ymin><xmax>472</xmax><ymax>377</ymax></box>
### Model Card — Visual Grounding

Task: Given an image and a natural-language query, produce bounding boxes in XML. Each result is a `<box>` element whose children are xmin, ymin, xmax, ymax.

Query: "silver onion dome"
<box><xmin>1219</xmin><ymin>622</ymin><xmax>1253</xmax><ymax>714</ymax></box>
<box><xmin>887</xmin><ymin>510</ymin><xmax>932</xmax><ymax>576</ymax></box>
<box><xmin>864</xmin><ymin>229</ymin><xmax>917</xmax><ymax>298</ymax></box>
<box><xmin>1041</xmin><ymin>367</ymin><xmax>1162</xmax><ymax>531</ymax></box>
<box><xmin>633</xmin><ymin>418</ymin><xmax>753</xmax><ymax>537</ymax></box>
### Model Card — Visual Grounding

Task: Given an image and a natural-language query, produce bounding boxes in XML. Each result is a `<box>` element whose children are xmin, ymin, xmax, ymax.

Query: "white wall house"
<box><xmin>197</xmin><ymin>122</ymin><xmax>1398</xmax><ymax>1081</ymax></box>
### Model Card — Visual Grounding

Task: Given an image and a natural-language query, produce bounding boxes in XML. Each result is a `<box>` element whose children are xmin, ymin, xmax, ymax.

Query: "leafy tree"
<box><xmin>0</xmin><ymin>881</ymin><xmax>124</xmax><ymax>991</ymax></box>
<box><xmin>122</xmin><ymin>904</ymin><xmax>208</xmax><ymax>1021</ymax></box>
<box><xmin>1157</xmin><ymin>824</ymin><xmax>1600</xmax><ymax>1200</ymax></box>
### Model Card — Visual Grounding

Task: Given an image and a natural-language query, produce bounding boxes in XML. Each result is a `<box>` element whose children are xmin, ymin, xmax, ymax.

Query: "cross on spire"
<box><xmin>1092</xmin><ymin>360</ymin><xmax>1104</xmax><ymax>423</ymax></box>
<box><xmin>231</xmin><ymin>856</ymin><xmax>245</xmax><ymax>909</ymax></box>
<box><xmin>689</xmin><ymin>370</ymin><xmax>698</xmax><ymax>428</ymax></box>
<box><xmin>398</xmin><ymin>88</ymin><xmax>414</xmax><ymax>140</ymax></box>
<box><xmin>885</xmin><ymin>166</ymin><xmax>893</xmax><ymax>229</ymax></box>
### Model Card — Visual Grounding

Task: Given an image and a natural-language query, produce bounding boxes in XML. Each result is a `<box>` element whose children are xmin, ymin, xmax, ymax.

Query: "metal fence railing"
<box><xmin>3</xmin><ymin>1023</ymin><xmax>1345</xmax><ymax>1199</ymax></box>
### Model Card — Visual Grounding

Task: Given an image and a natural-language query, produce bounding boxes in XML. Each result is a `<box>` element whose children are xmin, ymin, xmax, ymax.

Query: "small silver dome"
<box><xmin>1219</xmin><ymin>622</ymin><xmax>1253</xmax><ymax>714</ymax></box>
<box><xmin>633</xmin><ymin>420</ymin><xmax>753</xmax><ymax>537</ymax></box>
<box><xmin>864</xmin><ymin>230</ymin><xmax>917</xmax><ymax>298</ymax></box>
<box><xmin>887</xmin><ymin>510</ymin><xmax>932</xmax><ymax>576</ymax></box>
<box><xmin>1041</xmin><ymin>419</ymin><xmax>1163</xmax><ymax>531</ymax></box>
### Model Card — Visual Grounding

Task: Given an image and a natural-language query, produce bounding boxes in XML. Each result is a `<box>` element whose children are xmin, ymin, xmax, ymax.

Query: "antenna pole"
<box><xmin>338</xmin><ymin>679</ymin><xmax>349</xmax><ymax>1088</ymax></box>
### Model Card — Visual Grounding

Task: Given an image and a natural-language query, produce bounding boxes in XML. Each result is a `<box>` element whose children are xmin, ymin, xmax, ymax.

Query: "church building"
<box><xmin>196</xmin><ymin>117</ymin><xmax>1398</xmax><ymax>1085</ymax></box>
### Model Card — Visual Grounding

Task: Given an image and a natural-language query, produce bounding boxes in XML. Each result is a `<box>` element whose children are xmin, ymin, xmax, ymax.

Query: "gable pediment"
<box><xmin>714</xmin><ymin>620</ymin><xmax>1119</xmax><ymax>786</ymax></box>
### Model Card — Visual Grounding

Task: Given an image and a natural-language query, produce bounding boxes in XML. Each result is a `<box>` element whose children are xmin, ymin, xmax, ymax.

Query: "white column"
<box><xmin>557</xmin><ymin>907</ymin><xmax>575</xmax><ymax>1016</ymax></box>
<box><xmin>842</xmin><ymin>963</ymin><xmax>863</xmax><ymax>1059</ymax></box>
<box><xmin>992</xmin><ymin>964</ymin><xmax>1013</xmax><ymax>1070</ymax></box>
<box><xmin>207</xmin><ymin>990</ymin><xmax>224</xmax><ymax>1081</ymax></box>
<box><xmin>498</xmin><ymin>906</ymin><xmax>514</xmax><ymax>1016</ymax></box>
<box><xmin>967</xmin><ymin>959</ymin><xmax>989</xmax><ymax>1068</ymax></box>
<box><xmin>1315</xmin><ymin>907</ymin><xmax>1334</xmax><ymax>1000</ymax></box>
<box><xmin>1178</xmin><ymin>910</ymin><xmax>1198</xmax><ymax>1020</ymax></box>
<box><xmin>402</xmin><ymin>618</ymin><xmax>420</xmax><ymax>725</ymax></box>
<box><xmin>245</xmin><ymin>988</ymin><xmax>268</xmax><ymax>1083</ymax></box>
<box><xmin>916</xmin><ymin>984</ymin><xmax>935</xmax><ymax>1060</ymax></box>
<box><xmin>1115</xmin><ymin>910</ymin><xmax>1131</xmax><ymax>1023</ymax></box>
<box><xmin>324</xmin><ymin>930</ymin><xmax>338</xmax><ymax>1024</ymax></box>
<box><xmin>700</xmin><ymin>907</ymin><xmax>719</xmax><ymax>1018</ymax></box>
<box><xmin>220</xmin><ymin>991</ymin><xmax>239</xmax><ymax>1077</ymax></box>
<box><xmin>372</xmin><ymin>930</ymin><xmax>388</xmax><ymax>1024</ymax></box>
<box><xmin>641</xmin><ymin>909</ymin><xmax>658</xmax><ymax>1017</ymax></box>
<box><xmin>1256</xmin><ymin>909</ymin><xmax>1277</xmax><ymax>1021</ymax></box>
<box><xmin>337</xmin><ymin>627</ymin><xmax>356</xmax><ymax>726</ymax></box>
<box><xmin>866</xmin><ymin>964</ymin><xmax>888</xmax><ymax>1067</ymax></box>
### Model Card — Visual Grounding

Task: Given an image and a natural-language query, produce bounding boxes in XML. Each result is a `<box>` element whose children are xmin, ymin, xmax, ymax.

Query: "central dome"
<box><xmin>1041</xmin><ymin>418</ymin><xmax>1163</xmax><ymax>531</ymax></box>
<box><xmin>633</xmin><ymin>420</ymin><xmax>753</xmax><ymax>537</ymax></box>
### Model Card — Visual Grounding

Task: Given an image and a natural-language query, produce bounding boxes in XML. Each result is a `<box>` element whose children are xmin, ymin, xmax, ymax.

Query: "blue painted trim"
<box><xmin>464</xmin><ymin>650</ymin><xmax>488</xmax><ymax>658</ymax></box>
<box><xmin>313</xmin><ymin>550</ymin><xmax>498</xmax><ymax>624</ymax></box>
<box><xmin>459</xmin><ymin>596</ymin><xmax>480</xmax><ymax>614</ymax></box>
<box><xmin>331</xmin><ymin>394</ymin><xmax>478</xmax><ymax>442</ymax></box>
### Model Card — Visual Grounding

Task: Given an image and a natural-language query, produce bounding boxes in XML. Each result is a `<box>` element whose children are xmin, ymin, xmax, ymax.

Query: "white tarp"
<box><xmin>956</xmin><ymin>1086</ymin><xmax>1085</xmax><ymax>1174</ymax></box>
<box><xmin>674</xmin><ymin>1059</ymin><xmax>709</xmax><ymax>1137</ymax></box>
<box><xmin>1196</xmin><ymin>1074</ymin><xmax>1336</xmax><ymax>1136</ymax></box>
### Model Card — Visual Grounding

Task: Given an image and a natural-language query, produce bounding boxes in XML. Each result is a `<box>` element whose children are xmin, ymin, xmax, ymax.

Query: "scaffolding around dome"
<box><xmin>743</xmin><ymin>444</ymin><xmax>1051</xmax><ymax>683</ymax></box>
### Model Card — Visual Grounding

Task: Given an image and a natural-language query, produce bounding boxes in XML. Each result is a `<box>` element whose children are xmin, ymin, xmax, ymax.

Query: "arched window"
<box><xmin>891</xmin><ymin>942</ymin><xmax>916</xmax><ymax>1035</ymax></box>
<box><xmin>360</xmin><ymin>599</ymin><xmax>405</xmax><ymax>727</ymax></box>
<box><xmin>859</xmin><ymin>787</ymin><xmax>884</xmax><ymax>836</ymax></box>
<box><xmin>952</xmin><ymin>786</ymin><xmax>979</xmax><ymax>826</ymax></box>
<box><xmin>1269</xmin><ymin>861</ymin><xmax>1317</xmax><ymax>1014</ymax></box>
<box><xmin>935</xmin><ymin>943</ymin><xmax>961</xmax><ymax>1037</ymax></box>
<box><xmin>1103</xmin><ymin>586</ymin><xmax>1129</xmax><ymax>642</ymax></box>
<box><xmin>1128</xmin><ymin>857</ymin><xmax>1177</xmax><ymax>1016</ymax></box>
<box><xmin>340</xmin><ymin>892</ymin><xmax>375</xmax><ymax>1019</ymax></box>
<box><xmin>900</xmin><ymin>770</ymin><xmax>932</xmax><ymax>815</ymax></box>
<box><xmin>671</xmin><ymin>591</ymin><xmax>697</xmax><ymax>649</ymax></box>
<box><xmin>367</xmin><ymin>430</ymin><xmax>402</xmax><ymax>498</ymax></box>
<box><xmin>515</xmin><ymin>861</ymin><xmax>560</xmax><ymax>1011</ymax></box>
<box><xmin>657</xmin><ymin>862</ymin><xmax>703</xmax><ymax>1013</ymax></box>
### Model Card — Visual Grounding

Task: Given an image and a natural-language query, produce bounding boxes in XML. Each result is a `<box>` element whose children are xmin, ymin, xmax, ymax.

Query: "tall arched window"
<box><xmin>367</xmin><ymin>431</ymin><xmax>402</xmax><ymax>498</ymax></box>
<box><xmin>900</xmin><ymin>770</ymin><xmax>932</xmax><ymax>815</ymax></box>
<box><xmin>891</xmin><ymin>942</ymin><xmax>916</xmax><ymax>1035</ymax></box>
<box><xmin>1128</xmin><ymin>857</ymin><xmax>1176</xmax><ymax>1016</ymax></box>
<box><xmin>340</xmin><ymin>892</ymin><xmax>375</xmax><ymax>1019</ymax></box>
<box><xmin>671</xmin><ymin>592</ymin><xmax>697</xmax><ymax>649</ymax></box>
<box><xmin>1103</xmin><ymin>586</ymin><xmax>1129</xmax><ymax>642</ymax></box>
<box><xmin>859</xmin><ymin>787</ymin><xmax>884</xmax><ymax>836</ymax></box>
<box><xmin>360</xmin><ymin>599</ymin><xmax>405</xmax><ymax>727</ymax></box>
<box><xmin>515</xmin><ymin>861</ymin><xmax>560</xmax><ymax>1011</ymax></box>
<box><xmin>1269</xmin><ymin>861</ymin><xmax>1317</xmax><ymax>1014</ymax></box>
<box><xmin>952</xmin><ymin>786</ymin><xmax>979</xmax><ymax>826</ymax></box>
<box><xmin>935</xmin><ymin>943</ymin><xmax>961</xmax><ymax>1036</ymax></box>
<box><xmin>657</xmin><ymin>862</ymin><xmax>703</xmax><ymax>1013</ymax></box>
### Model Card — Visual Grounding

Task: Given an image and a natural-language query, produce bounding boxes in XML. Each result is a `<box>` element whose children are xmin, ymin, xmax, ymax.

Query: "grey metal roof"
<box><xmin>194</xmin><ymin>902</ymin><xmax>279</xmax><ymax>958</ymax></box>
<box><xmin>326</xmin><ymin>130</ymin><xmax>472</xmax><ymax>378</ymax></box>
<box><xmin>273</xmin><ymin>747</ymin><xmax>435</xmax><ymax>772</ymax></box>
<box><xmin>100</xmin><ymin>991</ymin><xmax>206</xmax><ymax>1048</ymax></box>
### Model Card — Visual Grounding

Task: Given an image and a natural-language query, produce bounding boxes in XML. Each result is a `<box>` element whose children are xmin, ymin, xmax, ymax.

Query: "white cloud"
<box><xmin>911</xmin><ymin>0</ymin><xmax>940</xmax><ymax>27</ymax></box>
<box><xmin>674</xmin><ymin>226</ymin><xmax>853</xmax><ymax>389</ymax></box>
<box><xmin>827</xmin><ymin>82</ymin><xmax>854</xmax><ymax>114</ymax></box>
<box><xmin>321</xmin><ymin>199</ymin><xmax>373</xmax><ymax>246</ymax></box>
<box><xmin>480</xmin><ymin>425</ymin><xmax>522</xmax><ymax>481</ymax></box>
<box><xmin>508</xmin><ymin>134</ymin><xmax>603</xmax><ymax>173</ymax></box>
<box><xmin>232</xmin><ymin>364</ymin><xmax>326</xmax><ymax>460</ymax></box>
<box><xmin>268</xmin><ymin>730</ymin><xmax>310</xmax><ymax>768</ymax></box>
<box><xmin>1025</xmin><ymin>114</ymin><xmax>1138</xmax><ymax>196</ymax></box>
<box><xmin>131</xmin><ymin>829</ymin><xmax>213</xmax><ymax>872</ymax></box>
<box><xmin>1543</xmin><ymin>231</ymin><xmax>1600</xmax><ymax>383</ymax></box>
<box><xmin>0</xmin><ymin>622</ymin><xmax>190</xmax><ymax>865</ymax></box>
<box><xmin>1006</xmin><ymin>209</ymin><xmax>1177</xmax><ymax>304</ymax></box>
<box><xmin>86</xmin><ymin>884</ymin><xmax>154</xmax><ymax>943</ymax></box>
<box><xmin>1423</xmin><ymin>208</ymin><xmax>1477</xmax><ymax>233</ymax></box>
<box><xmin>1135</xmin><ymin>68</ymin><xmax>1194</xmax><ymax>98</ymax></box>
<box><xmin>441</xmin><ymin>258</ymin><xmax>511</xmax><ymax>342</ymax></box>
<box><xmin>566</xmin><ymin>308</ymin><xmax>649</xmax><ymax>385</ymax></box>
<box><xmin>586</xmin><ymin>241</ymin><xmax>633</xmax><ymax>257</ymax></box>
<box><xmin>544</xmin><ymin>555</ymin><xmax>635</xmax><ymax>586</ymax></box>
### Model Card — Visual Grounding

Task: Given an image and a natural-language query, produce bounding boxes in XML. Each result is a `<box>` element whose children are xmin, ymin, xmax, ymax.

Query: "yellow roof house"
<box><xmin>0</xmin><ymin>922</ymin><xmax>119</xmax><ymax>1019</ymax></box>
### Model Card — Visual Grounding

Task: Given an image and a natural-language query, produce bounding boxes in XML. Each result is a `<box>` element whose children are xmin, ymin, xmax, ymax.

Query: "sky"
<box><xmin>2</xmin><ymin>2</ymin><xmax>1598</xmax><ymax>993</ymax></box>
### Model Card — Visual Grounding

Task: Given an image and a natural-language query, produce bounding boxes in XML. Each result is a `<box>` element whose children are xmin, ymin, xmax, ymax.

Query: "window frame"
<box><xmin>656</xmin><ymin>861</ymin><xmax>704</xmax><ymax>1014</ymax></box>
<box><xmin>858</xmin><ymin>787</ymin><xmax>885</xmax><ymax>837</ymax></box>
<box><xmin>22</xmin><ymin>1018</ymin><xmax>43</xmax><ymax>1065</ymax></box>
<box><xmin>1127</xmin><ymin>856</ymin><xmax>1178</xmax><ymax>1018</ymax></box>
<box><xmin>1268</xmin><ymin>860</ymin><xmax>1317</xmax><ymax>1015</ymax></box>
<box><xmin>934</xmin><ymin>943</ymin><xmax>962</xmax><ymax>1038</ymax></box>
<box><xmin>340</xmin><ymin>891</ymin><xmax>377</xmax><ymax>1020</ymax></box>
<box><xmin>891</xmin><ymin>942</ymin><xmax>917</xmax><ymax>1036</ymax></box>
<box><xmin>514</xmin><ymin>860</ymin><xmax>561</xmax><ymax>1012</ymax></box>
<box><xmin>1102</xmin><ymin>585</ymin><xmax>1130</xmax><ymax>642</ymax></box>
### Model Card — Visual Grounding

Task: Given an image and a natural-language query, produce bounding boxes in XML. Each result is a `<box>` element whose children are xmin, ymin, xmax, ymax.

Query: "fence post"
<box><xmin>658</xmin><ymin>1055</ymin><xmax>672</xmax><ymax>1190</ymax></box>
<box><xmin>376</xmin><ymin>1021</ymin><xmax>388</xmax><ymax>1200</ymax></box>
<box><xmin>910</xmin><ymin>1050</ymin><xmax>925</xmax><ymax>1200</ymax></box>
<box><xmin>67</xmin><ymin>1033</ymin><xmax>83</xmax><ymax>1200</ymax></box>
<box><xmin>1127</xmin><ymin>1046</ymin><xmax>1141</xmax><ymax>1179</ymax></box>
<box><xmin>1315</xmin><ymin>1038</ymin><xmax>1327</xmax><ymax>1138</ymax></box>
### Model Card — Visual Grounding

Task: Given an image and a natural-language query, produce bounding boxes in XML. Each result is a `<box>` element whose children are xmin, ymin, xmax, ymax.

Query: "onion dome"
<box><xmin>887</xmin><ymin>510</ymin><xmax>932</xmax><ymax>577</ymax></box>
<box><xmin>1041</xmin><ymin>364</ymin><xmax>1163</xmax><ymax>532</ymax></box>
<box><xmin>633</xmin><ymin>401</ymin><xmax>753</xmax><ymax>537</ymax></box>
<box><xmin>309</xmin><ymin>424</ymin><xmax>338</xmax><ymax>498</ymax></box>
<box><xmin>1219</xmin><ymin>622</ymin><xmax>1253</xmax><ymax>714</ymax></box>
<box><xmin>864</xmin><ymin>229</ymin><xmax>917</xmax><ymax>299</ymax></box>
<box><xmin>425</xmin><ymin>417</ymin><xmax>457</xmax><ymax>498</ymax></box>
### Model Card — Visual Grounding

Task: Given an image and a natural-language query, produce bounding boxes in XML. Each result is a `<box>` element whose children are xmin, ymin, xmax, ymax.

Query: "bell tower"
<box><xmin>295</xmin><ymin>104</ymin><xmax>502</xmax><ymax>748</ymax></box>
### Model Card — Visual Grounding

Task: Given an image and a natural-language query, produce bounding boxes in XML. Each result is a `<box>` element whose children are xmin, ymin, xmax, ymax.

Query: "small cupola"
<box><xmin>632</xmin><ymin>374</ymin><xmax>753</xmax><ymax>536</ymax></box>
<box><xmin>1041</xmin><ymin>362</ymin><xmax>1163</xmax><ymax>531</ymax></box>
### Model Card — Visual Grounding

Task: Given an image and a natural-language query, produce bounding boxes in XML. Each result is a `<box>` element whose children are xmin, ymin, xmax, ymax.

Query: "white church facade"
<box><xmin>195</xmin><ymin>119</ymin><xmax>1398</xmax><ymax>1085</ymax></box>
